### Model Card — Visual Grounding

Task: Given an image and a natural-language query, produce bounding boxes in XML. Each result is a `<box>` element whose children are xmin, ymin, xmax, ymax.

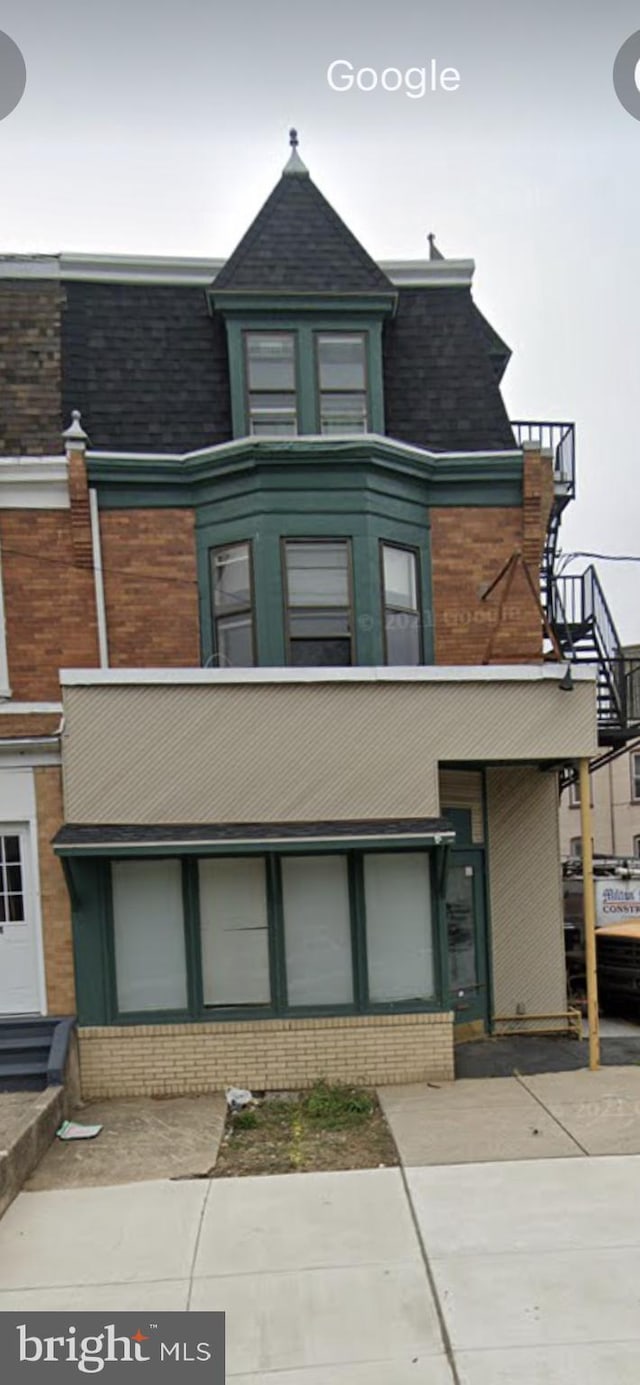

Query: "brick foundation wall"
<box><xmin>0</xmin><ymin>510</ymin><xmax>98</xmax><ymax>700</ymax></box>
<box><xmin>430</xmin><ymin>449</ymin><xmax>554</xmax><ymax>665</ymax></box>
<box><xmin>34</xmin><ymin>766</ymin><xmax>76</xmax><ymax>1015</ymax></box>
<box><xmin>0</xmin><ymin>281</ymin><xmax>63</xmax><ymax>454</ymax></box>
<box><xmin>99</xmin><ymin>509</ymin><xmax>200</xmax><ymax>666</ymax></box>
<box><xmin>78</xmin><ymin>1012</ymin><xmax>454</xmax><ymax>1097</ymax></box>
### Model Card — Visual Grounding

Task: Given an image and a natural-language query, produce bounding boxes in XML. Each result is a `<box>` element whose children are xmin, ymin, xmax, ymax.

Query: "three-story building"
<box><xmin>0</xmin><ymin>135</ymin><xmax>612</xmax><ymax>1095</ymax></box>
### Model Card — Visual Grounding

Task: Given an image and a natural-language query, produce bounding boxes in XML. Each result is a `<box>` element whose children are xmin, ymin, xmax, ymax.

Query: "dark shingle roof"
<box><xmin>383</xmin><ymin>286</ymin><xmax>515</xmax><ymax>452</ymax></box>
<box><xmin>214</xmin><ymin>173</ymin><xmax>393</xmax><ymax>294</ymax></box>
<box><xmin>62</xmin><ymin>283</ymin><xmax>232</xmax><ymax>453</ymax></box>
<box><xmin>53</xmin><ymin>818</ymin><xmax>454</xmax><ymax>849</ymax></box>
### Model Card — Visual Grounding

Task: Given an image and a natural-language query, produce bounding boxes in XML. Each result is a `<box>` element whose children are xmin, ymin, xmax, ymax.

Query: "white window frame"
<box><xmin>633</xmin><ymin>835</ymin><xmax>640</xmax><ymax>859</ymax></box>
<box><xmin>0</xmin><ymin>542</ymin><xmax>10</xmax><ymax>697</ymax></box>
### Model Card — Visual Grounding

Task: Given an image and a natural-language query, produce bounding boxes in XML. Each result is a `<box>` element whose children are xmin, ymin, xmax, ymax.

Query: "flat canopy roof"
<box><xmin>53</xmin><ymin>818</ymin><xmax>455</xmax><ymax>856</ymax></box>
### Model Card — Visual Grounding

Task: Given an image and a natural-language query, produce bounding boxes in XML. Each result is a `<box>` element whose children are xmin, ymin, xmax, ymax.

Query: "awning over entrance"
<box><xmin>52</xmin><ymin>817</ymin><xmax>456</xmax><ymax>857</ymax></box>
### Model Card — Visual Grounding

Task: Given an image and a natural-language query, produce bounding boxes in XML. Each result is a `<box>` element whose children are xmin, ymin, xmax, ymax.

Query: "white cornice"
<box><xmin>0</xmin><ymin>253</ymin><xmax>475</xmax><ymax>290</ymax></box>
<box><xmin>60</xmin><ymin>664</ymin><xmax>598</xmax><ymax>688</ymax></box>
<box><xmin>0</xmin><ymin>457</ymin><xmax>69</xmax><ymax>509</ymax></box>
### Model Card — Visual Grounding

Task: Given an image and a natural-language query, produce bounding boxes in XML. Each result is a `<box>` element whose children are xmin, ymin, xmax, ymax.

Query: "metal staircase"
<box><xmin>550</xmin><ymin>568</ymin><xmax>628</xmax><ymax>740</ymax></box>
<box><xmin>512</xmin><ymin>420</ymin><xmax>639</xmax><ymax>747</ymax></box>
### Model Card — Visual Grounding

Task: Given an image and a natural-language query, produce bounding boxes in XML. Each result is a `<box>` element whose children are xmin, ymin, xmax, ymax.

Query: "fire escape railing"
<box><xmin>510</xmin><ymin>420</ymin><xmax>637</xmax><ymax>743</ymax></box>
<box><xmin>550</xmin><ymin>568</ymin><xmax>628</xmax><ymax>731</ymax></box>
<box><xmin>511</xmin><ymin>420</ymin><xmax>576</xmax><ymax>497</ymax></box>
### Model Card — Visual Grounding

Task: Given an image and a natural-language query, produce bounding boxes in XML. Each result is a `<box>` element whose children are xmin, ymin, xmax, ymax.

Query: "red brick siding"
<box><xmin>431</xmin><ymin>452</ymin><xmax>554</xmax><ymax>664</ymax></box>
<box><xmin>99</xmin><ymin>509</ymin><xmax>200</xmax><ymax>667</ymax></box>
<box><xmin>0</xmin><ymin>511</ymin><xmax>99</xmax><ymax>700</ymax></box>
<box><xmin>34</xmin><ymin>766</ymin><xmax>75</xmax><ymax>1015</ymax></box>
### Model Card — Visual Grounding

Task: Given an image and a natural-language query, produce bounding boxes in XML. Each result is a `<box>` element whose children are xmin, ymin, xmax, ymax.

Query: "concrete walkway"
<box><xmin>0</xmin><ymin>1168</ymin><xmax>451</xmax><ymax>1382</ymax></box>
<box><xmin>379</xmin><ymin>1066</ymin><xmax>640</xmax><ymax>1164</ymax></box>
<box><xmin>26</xmin><ymin>1094</ymin><xmax>226</xmax><ymax>1190</ymax></box>
<box><xmin>2</xmin><ymin>1152</ymin><xmax>640</xmax><ymax>1381</ymax></box>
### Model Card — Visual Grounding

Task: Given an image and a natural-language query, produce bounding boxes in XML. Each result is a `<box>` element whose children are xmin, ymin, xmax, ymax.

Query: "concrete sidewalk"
<box><xmin>0</xmin><ymin>1169</ymin><xmax>451</xmax><ymax>1382</ymax></box>
<box><xmin>379</xmin><ymin>1066</ymin><xmax>640</xmax><ymax>1165</ymax></box>
<box><xmin>2</xmin><ymin>1154</ymin><xmax>640</xmax><ymax>1380</ymax></box>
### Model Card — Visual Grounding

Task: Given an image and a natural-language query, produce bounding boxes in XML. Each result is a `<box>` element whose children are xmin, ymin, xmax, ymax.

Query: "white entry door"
<box><xmin>0</xmin><ymin>827</ymin><xmax>41</xmax><ymax>1015</ymax></box>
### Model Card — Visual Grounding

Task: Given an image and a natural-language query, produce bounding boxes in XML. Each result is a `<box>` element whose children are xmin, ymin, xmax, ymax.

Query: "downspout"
<box><xmin>608</xmin><ymin>759</ymin><xmax>616</xmax><ymax>856</ymax></box>
<box><xmin>89</xmin><ymin>488</ymin><xmax>109</xmax><ymax>668</ymax></box>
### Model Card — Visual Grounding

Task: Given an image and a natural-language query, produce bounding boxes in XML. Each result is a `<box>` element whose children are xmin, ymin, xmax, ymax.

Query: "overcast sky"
<box><xmin>1</xmin><ymin>0</ymin><xmax>639</xmax><ymax>640</ymax></box>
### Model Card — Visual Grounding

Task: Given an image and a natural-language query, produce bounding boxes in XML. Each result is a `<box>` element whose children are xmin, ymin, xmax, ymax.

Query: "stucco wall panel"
<box><xmin>487</xmin><ymin>765</ymin><xmax>566</xmax><ymax>1017</ymax></box>
<box><xmin>61</xmin><ymin>676</ymin><xmax>598</xmax><ymax>826</ymax></box>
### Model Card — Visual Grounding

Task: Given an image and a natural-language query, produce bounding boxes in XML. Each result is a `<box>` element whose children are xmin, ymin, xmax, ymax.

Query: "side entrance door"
<box><xmin>444</xmin><ymin>848</ymin><xmax>489</xmax><ymax>1027</ymax></box>
<box><xmin>0</xmin><ymin>827</ymin><xmax>41</xmax><ymax>1015</ymax></box>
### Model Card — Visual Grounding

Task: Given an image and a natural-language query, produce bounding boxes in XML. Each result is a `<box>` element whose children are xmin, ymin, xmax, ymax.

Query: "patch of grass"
<box><xmin>301</xmin><ymin>1081</ymin><xmax>374</xmax><ymax>1128</ymax></box>
<box><xmin>214</xmin><ymin>1081</ymin><xmax>397</xmax><ymax>1179</ymax></box>
<box><xmin>232</xmin><ymin>1109</ymin><xmax>258</xmax><ymax>1131</ymax></box>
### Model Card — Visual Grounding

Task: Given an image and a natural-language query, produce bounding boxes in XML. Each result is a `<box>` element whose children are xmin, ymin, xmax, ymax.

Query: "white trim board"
<box><xmin>0</xmin><ymin>458</ymin><xmax>69</xmax><ymax>510</ymax></box>
<box><xmin>60</xmin><ymin>663</ymin><xmax>598</xmax><ymax>688</ymax></box>
<box><xmin>0</xmin><ymin>702</ymin><xmax>63</xmax><ymax>714</ymax></box>
<box><xmin>0</xmin><ymin>252</ymin><xmax>475</xmax><ymax>289</ymax></box>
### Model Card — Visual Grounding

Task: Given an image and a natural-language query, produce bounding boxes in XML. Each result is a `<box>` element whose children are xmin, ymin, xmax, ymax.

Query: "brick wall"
<box><xmin>431</xmin><ymin>450</ymin><xmax>554</xmax><ymax>665</ymax></box>
<box><xmin>34</xmin><ymin>766</ymin><xmax>76</xmax><ymax>1015</ymax></box>
<box><xmin>99</xmin><ymin>510</ymin><xmax>200</xmax><ymax>666</ymax></box>
<box><xmin>0</xmin><ymin>510</ymin><xmax>99</xmax><ymax>700</ymax></box>
<box><xmin>0</xmin><ymin>281</ymin><xmax>63</xmax><ymax>454</ymax></box>
<box><xmin>77</xmin><ymin>1012</ymin><xmax>454</xmax><ymax>1097</ymax></box>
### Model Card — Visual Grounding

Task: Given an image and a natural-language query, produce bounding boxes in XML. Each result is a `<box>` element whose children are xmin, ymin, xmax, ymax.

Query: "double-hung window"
<box><xmin>316</xmin><ymin>333</ymin><xmax>368</xmax><ymax>434</ymax></box>
<box><xmin>283</xmin><ymin>539</ymin><xmax>353</xmax><ymax>666</ymax></box>
<box><xmin>246</xmin><ymin>332</ymin><xmax>297</xmax><ymax>435</ymax></box>
<box><xmin>381</xmin><ymin>542</ymin><xmax>423</xmax><ymax>665</ymax></box>
<box><xmin>211</xmin><ymin>541</ymin><xmax>255</xmax><ymax>667</ymax></box>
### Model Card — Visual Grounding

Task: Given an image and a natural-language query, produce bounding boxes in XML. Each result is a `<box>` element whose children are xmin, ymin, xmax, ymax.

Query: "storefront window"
<box><xmin>112</xmin><ymin>860</ymin><xmax>187</xmax><ymax>1013</ymax></box>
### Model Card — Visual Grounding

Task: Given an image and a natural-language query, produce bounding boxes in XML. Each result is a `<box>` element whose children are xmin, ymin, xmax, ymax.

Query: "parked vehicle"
<box><xmin>563</xmin><ymin>857</ymin><xmax>640</xmax><ymax>1015</ymax></box>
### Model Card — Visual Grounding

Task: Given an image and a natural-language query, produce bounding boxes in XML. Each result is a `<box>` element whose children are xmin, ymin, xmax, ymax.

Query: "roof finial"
<box><xmin>283</xmin><ymin>127</ymin><xmax>309</xmax><ymax>178</ymax></box>
<box><xmin>62</xmin><ymin>407</ymin><xmax>88</xmax><ymax>450</ymax></box>
<box><xmin>428</xmin><ymin>232</ymin><xmax>445</xmax><ymax>261</ymax></box>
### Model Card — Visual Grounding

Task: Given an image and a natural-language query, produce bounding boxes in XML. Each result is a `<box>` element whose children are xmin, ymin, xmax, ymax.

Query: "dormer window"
<box><xmin>317</xmin><ymin>333</ymin><xmax>368</xmax><ymax>434</ymax></box>
<box><xmin>246</xmin><ymin>332</ymin><xmax>297</xmax><ymax>435</ymax></box>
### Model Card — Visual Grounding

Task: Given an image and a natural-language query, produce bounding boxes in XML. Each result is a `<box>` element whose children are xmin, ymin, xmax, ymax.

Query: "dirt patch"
<box><xmin>213</xmin><ymin>1083</ymin><xmax>398</xmax><ymax>1178</ymax></box>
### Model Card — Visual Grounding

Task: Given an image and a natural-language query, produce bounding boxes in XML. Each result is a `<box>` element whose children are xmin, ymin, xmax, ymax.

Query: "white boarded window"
<box><xmin>112</xmin><ymin>860</ymin><xmax>187</xmax><ymax>1013</ymax></box>
<box><xmin>282</xmin><ymin>855</ymin><xmax>353</xmax><ymax>1006</ymax></box>
<box><xmin>199</xmin><ymin>857</ymin><xmax>270</xmax><ymax>1006</ymax></box>
<box><xmin>364</xmin><ymin>853</ymin><xmax>434</xmax><ymax>1002</ymax></box>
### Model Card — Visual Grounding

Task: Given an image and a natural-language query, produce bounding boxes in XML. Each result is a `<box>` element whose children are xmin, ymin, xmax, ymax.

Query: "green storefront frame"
<box><xmin>65</xmin><ymin>843</ymin><xmax>465</xmax><ymax>1029</ymax></box>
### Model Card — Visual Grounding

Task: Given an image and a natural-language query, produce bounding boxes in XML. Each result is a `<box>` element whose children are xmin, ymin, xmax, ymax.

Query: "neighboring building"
<box><xmin>2</xmin><ymin>133</ymin><xmax>630</xmax><ymax>1097</ymax></box>
<box><xmin>560</xmin><ymin>646</ymin><xmax>640</xmax><ymax>859</ymax></box>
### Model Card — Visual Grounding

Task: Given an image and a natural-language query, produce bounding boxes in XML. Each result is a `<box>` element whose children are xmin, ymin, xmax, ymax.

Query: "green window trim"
<box><xmin>224</xmin><ymin>316</ymin><xmax>386</xmax><ymax>439</ymax></box>
<box><xmin>69</xmin><ymin>845</ymin><xmax>459</xmax><ymax>1027</ymax></box>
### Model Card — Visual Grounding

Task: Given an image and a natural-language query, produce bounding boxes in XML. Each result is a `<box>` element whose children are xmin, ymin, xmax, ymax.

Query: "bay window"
<box><xmin>211</xmin><ymin>541</ymin><xmax>255</xmax><ymax>667</ymax></box>
<box><xmin>381</xmin><ymin>542</ymin><xmax>423</xmax><ymax>666</ymax></box>
<box><xmin>283</xmin><ymin>539</ymin><xmax>353</xmax><ymax>666</ymax></box>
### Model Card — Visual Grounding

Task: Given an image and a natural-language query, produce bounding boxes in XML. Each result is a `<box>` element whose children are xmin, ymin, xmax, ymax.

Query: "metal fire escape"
<box><xmin>512</xmin><ymin>422</ymin><xmax>640</xmax><ymax>748</ymax></box>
